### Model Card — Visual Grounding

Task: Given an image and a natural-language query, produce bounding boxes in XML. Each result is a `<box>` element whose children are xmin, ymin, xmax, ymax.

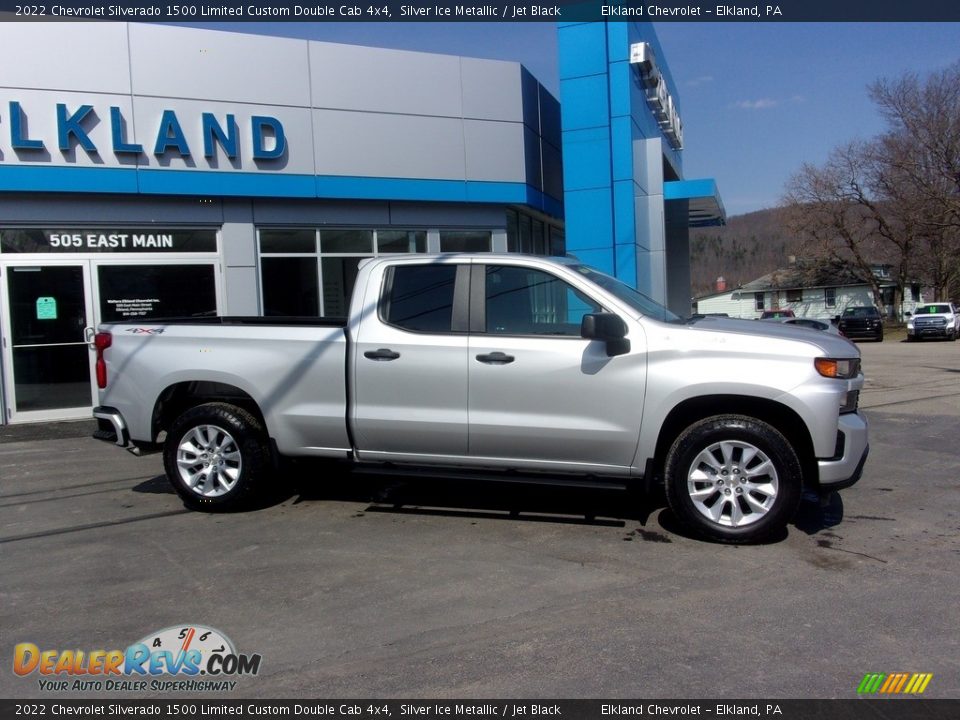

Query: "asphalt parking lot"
<box><xmin>2</xmin><ymin>336</ymin><xmax>958</xmax><ymax>700</ymax></box>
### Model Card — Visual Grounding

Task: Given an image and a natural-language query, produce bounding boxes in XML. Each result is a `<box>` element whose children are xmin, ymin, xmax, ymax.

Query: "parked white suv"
<box><xmin>907</xmin><ymin>303</ymin><xmax>959</xmax><ymax>341</ymax></box>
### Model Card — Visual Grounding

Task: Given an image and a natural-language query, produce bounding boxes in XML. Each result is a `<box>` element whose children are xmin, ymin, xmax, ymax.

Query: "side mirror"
<box><xmin>581</xmin><ymin>313</ymin><xmax>630</xmax><ymax>357</ymax></box>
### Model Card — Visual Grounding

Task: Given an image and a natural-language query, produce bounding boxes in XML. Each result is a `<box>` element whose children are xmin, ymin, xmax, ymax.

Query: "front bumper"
<box><xmin>817</xmin><ymin>411</ymin><xmax>869</xmax><ymax>490</ymax></box>
<box><xmin>840</xmin><ymin>326</ymin><xmax>882</xmax><ymax>339</ymax></box>
<box><xmin>908</xmin><ymin>326</ymin><xmax>950</xmax><ymax>338</ymax></box>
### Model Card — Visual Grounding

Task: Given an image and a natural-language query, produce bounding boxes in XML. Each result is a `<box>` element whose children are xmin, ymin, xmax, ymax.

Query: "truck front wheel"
<box><xmin>163</xmin><ymin>402</ymin><xmax>270</xmax><ymax>510</ymax></box>
<box><xmin>664</xmin><ymin>415</ymin><xmax>802</xmax><ymax>543</ymax></box>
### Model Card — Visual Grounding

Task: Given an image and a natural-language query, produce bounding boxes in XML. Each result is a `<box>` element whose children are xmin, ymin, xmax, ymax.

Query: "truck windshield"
<box><xmin>920</xmin><ymin>305</ymin><xmax>951</xmax><ymax>314</ymax></box>
<box><xmin>843</xmin><ymin>307</ymin><xmax>878</xmax><ymax>317</ymax></box>
<box><xmin>572</xmin><ymin>264</ymin><xmax>681</xmax><ymax>322</ymax></box>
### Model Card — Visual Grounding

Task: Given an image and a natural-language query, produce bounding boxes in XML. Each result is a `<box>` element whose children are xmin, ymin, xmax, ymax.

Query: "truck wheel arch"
<box><xmin>153</xmin><ymin>381</ymin><xmax>267</xmax><ymax>443</ymax></box>
<box><xmin>652</xmin><ymin>395</ymin><xmax>817</xmax><ymax>490</ymax></box>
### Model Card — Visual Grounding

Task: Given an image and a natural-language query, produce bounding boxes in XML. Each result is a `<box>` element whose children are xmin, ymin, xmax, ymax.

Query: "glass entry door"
<box><xmin>1</xmin><ymin>263</ymin><xmax>96</xmax><ymax>422</ymax></box>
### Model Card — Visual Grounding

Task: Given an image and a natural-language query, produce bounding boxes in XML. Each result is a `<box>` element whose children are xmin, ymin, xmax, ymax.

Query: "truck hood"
<box><xmin>680</xmin><ymin>316</ymin><xmax>860</xmax><ymax>357</ymax></box>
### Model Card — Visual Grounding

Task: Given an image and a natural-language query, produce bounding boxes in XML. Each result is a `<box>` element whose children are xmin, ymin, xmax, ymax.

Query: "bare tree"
<box><xmin>782</xmin><ymin>63</ymin><xmax>960</xmax><ymax>308</ymax></box>
<box><xmin>869</xmin><ymin>63</ymin><xmax>960</xmax><ymax>300</ymax></box>
<box><xmin>782</xmin><ymin>142</ymin><xmax>887</xmax><ymax>309</ymax></box>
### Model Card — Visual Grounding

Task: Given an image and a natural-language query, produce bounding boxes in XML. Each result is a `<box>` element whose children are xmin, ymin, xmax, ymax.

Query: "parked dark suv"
<box><xmin>837</xmin><ymin>306</ymin><xmax>883</xmax><ymax>341</ymax></box>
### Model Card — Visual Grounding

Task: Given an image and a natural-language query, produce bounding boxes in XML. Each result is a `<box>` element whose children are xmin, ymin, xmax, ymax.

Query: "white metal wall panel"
<box><xmin>0</xmin><ymin>23</ymin><xmax>131</xmax><ymax>94</ymax></box>
<box><xmin>312</xmin><ymin>109</ymin><xmax>465</xmax><ymax>180</ymax></box>
<box><xmin>128</xmin><ymin>24</ymin><xmax>311</xmax><ymax>107</ymax></box>
<box><xmin>460</xmin><ymin>58</ymin><xmax>524</xmax><ymax>123</ymax></box>
<box><xmin>309</xmin><ymin>41</ymin><xmax>462</xmax><ymax>118</ymax></box>
<box><xmin>464</xmin><ymin>120</ymin><xmax>527</xmax><ymax>183</ymax></box>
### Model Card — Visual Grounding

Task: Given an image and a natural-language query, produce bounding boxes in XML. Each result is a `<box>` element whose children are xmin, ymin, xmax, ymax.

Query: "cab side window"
<box><xmin>383</xmin><ymin>265</ymin><xmax>458</xmax><ymax>332</ymax></box>
<box><xmin>484</xmin><ymin>265</ymin><xmax>601</xmax><ymax>336</ymax></box>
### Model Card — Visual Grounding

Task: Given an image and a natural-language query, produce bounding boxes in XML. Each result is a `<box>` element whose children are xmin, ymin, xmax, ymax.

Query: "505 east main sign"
<box><xmin>1</xmin><ymin>101</ymin><xmax>287</xmax><ymax>162</ymax></box>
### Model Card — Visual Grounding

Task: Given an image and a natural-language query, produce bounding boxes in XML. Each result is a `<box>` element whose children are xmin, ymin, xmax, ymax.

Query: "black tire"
<box><xmin>163</xmin><ymin>402</ymin><xmax>271</xmax><ymax>511</ymax></box>
<box><xmin>664</xmin><ymin>415</ymin><xmax>802</xmax><ymax>543</ymax></box>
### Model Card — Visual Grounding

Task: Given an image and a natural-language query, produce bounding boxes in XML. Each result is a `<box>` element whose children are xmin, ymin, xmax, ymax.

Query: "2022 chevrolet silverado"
<box><xmin>93</xmin><ymin>255</ymin><xmax>868</xmax><ymax>542</ymax></box>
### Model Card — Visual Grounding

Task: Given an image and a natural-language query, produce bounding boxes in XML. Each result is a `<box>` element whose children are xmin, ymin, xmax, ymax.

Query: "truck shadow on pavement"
<box><xmin>134</xmin><ymin>466</ymin><xmax>845</xmax><ymax>544</ymax></box>
<box><xmin>298</xmin><ymin>470</ymin><xmax>652</xmax><ymax>529</ymax></box>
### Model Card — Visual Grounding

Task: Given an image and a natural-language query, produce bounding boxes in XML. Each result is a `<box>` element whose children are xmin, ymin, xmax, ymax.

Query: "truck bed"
<box><xmin>98</xmin><ymin>318</ymin><xmax>350</xmax><ymax>457</ymax></box>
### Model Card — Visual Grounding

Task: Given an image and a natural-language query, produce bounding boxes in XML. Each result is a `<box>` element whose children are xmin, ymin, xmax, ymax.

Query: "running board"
<box><xmin>350</xmin><ymin>464</ymin><xmax>630</xmax><ymax>491</ymax></box>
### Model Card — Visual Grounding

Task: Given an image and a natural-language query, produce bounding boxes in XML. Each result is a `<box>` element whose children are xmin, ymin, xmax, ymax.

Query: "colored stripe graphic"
<box><xmin>858</xmin><ymin>673</ymin><xmax>932</xmax><ymax>694</ymax></box>
<box><xmin>857</xmin><ymin>673</ymin><xmax>885</xmax><ymax>693</ymax></box>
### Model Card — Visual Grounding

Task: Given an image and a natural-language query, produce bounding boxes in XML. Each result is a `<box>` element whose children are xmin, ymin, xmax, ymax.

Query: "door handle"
<box><xmin>476</xmin><ymin>352</ymin><xmax>515</xmax><ymax>365</ymax></box>
<box><xmin>364</xmin><ymin>348</ymin><xmax>401</xmax><ymax>361</ymax></box>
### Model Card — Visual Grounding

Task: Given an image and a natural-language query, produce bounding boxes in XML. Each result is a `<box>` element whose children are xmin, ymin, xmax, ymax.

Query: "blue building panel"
<box><xmin>563</xmin><ymin>187</ymin><xmax>614</xmax><ymax>253</ymax></box>
<box><xmin>559</xmin><ymin>75</ymin><xmax>611</xmax><ymax>131</ymax></box>
<box><xmin>664</xmin><ymin>178</ymin><xmax>719</xmax><ymax>201</ymax></box>
<box><xmin>140</xmin><ymin>170</ymin><xmax>316</xmax><ymax>198</ymax></box>
<box><xmin>568</xmin><ymin>247</ymin><xmax>616</xmax><ymax>276</ymax></box>
<box><xmin>558</xmin><ymin>23</ymin><xmax>608</xmax><ymax>80</ymax></box>
<box><xmin>559</xmin><ymin>20</ymin><xmax>724</xmax><ymax>314</ymax></box>
<box><xmin>605</xmin><ymin>23</ymin><xmax>630</xmax><ymax>64</ymax></box>
<box><xmin>0</xmin><ymin>166</ymin><xmax>139</xmax><ymax>194</ymax></box>
<box><xmin>613</xmin><ymin>180</ymin><xmax>637</xmax><ymax>246</ymax></box>
<box><xmin>610</xmin><ymin>117</ymin><xmax>635</xmax><ymax>182</ymax></box>
<box><xmin>607</xmin><ymin>61</ymin><xmax>633</xmax><ymax>119</ymax></box>
<box><xmin>614</xmin><ymin>242</ymin><xmax>638</xmax><ymax>288</ymax></box>
<box><xmin>562</xmin><ymin>130</ymin><xmax>612</xmax><ymax>192</ymax></box>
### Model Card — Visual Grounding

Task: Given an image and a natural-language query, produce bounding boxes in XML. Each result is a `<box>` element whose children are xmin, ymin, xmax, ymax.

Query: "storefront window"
<box><xmin>259</xmin><ymin>229</ymin><xmax>316</xmax><ymax>254</ymax></box>
<box><xmin>320</xmin><ymin>229</ymin><xmax>373</xmax><ymax>254</ymax></box>
<box><xmin>504</xmin><ymin>210</ymin><xmax>562</xmax><ymax>256</ymax></box>
<box><xmin>321</xmin><ymin>257</ymin><xmax>362</xmax><ymax>318</ymax></box>
<box><xmin>549</xmin><ymin>226</ymin><xmax>566</xmax><ymax>256</ymax></box>
<box><xmin>98</xmin><ymin>265</ymin><xmax>217</xmax><ymax>322</ymax></box>
<box><xmin>518</xmin><ymin>215</ymin><xmax>532</xmax><ymax>252</ymax></box>
<box><xmin>506</xmin><ymin>210</ymin><xmax>520</xmax><ymax>252</ymax></box>
<box><xmin>261</xmin><ymin>257</ymin><xmax>320</xmax><ymax>317</ymax></box>
<box><xmin>257</xmin><ymin>227</ymin><xmax>432</xmax><ymax>318</ymax></box>
<box><xmin>377</xmin><ymin>230</ymin><xmax>426</xmax><ymax>254</ymax></box>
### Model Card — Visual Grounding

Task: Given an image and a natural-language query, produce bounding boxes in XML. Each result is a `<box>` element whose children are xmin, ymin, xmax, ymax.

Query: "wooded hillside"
<box><xmin>690</xmin><ymin>208</ymin><xmax>802</xmax><ymax>298</ymax></box>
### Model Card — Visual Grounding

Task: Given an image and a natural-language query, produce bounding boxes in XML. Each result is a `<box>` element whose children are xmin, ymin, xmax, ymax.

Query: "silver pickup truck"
<box><xmin>93</xmin><ymin>254</ymin><xmax>868</xmax><ymax>542</ymax></box>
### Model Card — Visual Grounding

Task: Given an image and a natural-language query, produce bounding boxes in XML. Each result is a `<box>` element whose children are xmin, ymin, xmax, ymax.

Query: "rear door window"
<box><xmin>383</xmin><ymin>265</ymin><xmax>458</xmax><ymax>333</ymax></box>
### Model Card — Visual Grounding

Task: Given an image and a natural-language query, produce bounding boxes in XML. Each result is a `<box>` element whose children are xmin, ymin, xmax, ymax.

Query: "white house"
<box><xmin>694</xmin><ymin>265</ymin><xmax>923</xmax><ymax>320</ymax></box>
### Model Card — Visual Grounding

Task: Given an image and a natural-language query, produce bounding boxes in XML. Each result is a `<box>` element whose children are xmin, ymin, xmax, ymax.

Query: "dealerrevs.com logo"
<box><xmin>14</xmin><ymin>625</ymin><xmax>261</xmax><ymax>693</ymax></box>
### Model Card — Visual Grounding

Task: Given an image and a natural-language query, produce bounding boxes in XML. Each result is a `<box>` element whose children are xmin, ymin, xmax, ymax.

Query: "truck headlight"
<box><xmin>815</xmin><ymin>357</ymin><xmax>860</xmax><ymax>379</ymax></box>
<box><xmin>907</xmin><ymin>320</ymin><xmax>914</xmax><ymax>329</ymax></box>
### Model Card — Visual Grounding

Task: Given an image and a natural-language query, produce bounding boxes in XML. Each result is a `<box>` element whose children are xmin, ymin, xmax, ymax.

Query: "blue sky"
<box><xmin>191</xmin><ymin>21</ymin><xmax>959</xmax><ymax>217</ymax></box>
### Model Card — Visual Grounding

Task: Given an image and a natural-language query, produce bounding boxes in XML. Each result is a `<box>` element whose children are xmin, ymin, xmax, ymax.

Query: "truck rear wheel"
<box><xmin>664</xmin><ymin>415</ymin><xmax>802</xmax><ymax>543</ymax></box>
<box><xmin>163</xmin><ymin>402</ymin><xmax>270</xmax><ymax>510</ymax></box>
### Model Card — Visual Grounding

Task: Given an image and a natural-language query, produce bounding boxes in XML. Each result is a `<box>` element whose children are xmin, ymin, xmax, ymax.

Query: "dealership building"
<box><xmin>0</xmin><ymin>21</ymin><xmax>723</xmax><ymax>424</ymax></box>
